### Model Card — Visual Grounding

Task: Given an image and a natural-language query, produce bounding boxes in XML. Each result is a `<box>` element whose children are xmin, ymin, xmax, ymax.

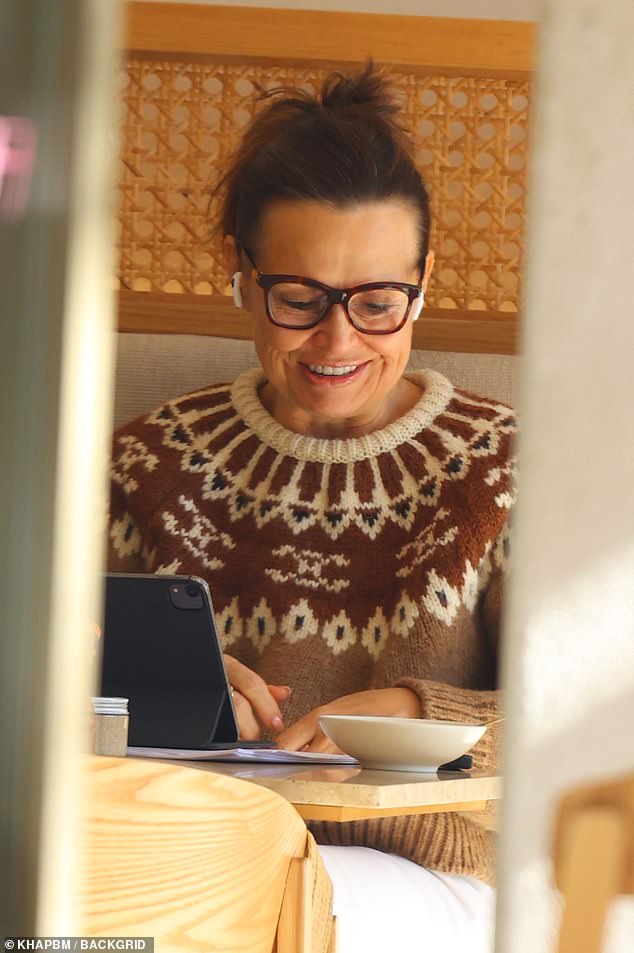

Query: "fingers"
<box><xmin>224</xmin><ymin>654</ymin><xmax>288</xmax><ymax>733</ymax></box>
<box><xmin>276</xmin><ymin>715</ymin><xmax>343</xmax><ymax>754</ymax></box>
<box><xmin>302</xmin><ymin>732</ymin><xmax>344</xmax><ymax>755</ymax></box>
<box><xmin>276</xmin><ymin>688</ymin><xmax>421</xmax><ymax>752</ymax></box>
<box><xmin>276</xmin><ymin>710</ymin><xmax>320</xmax><ymax>751</ymax></box>
<box><xmin>231</xmin><ymin>690</ymin><xmax>261</xmax><ymax>741</ymax></box>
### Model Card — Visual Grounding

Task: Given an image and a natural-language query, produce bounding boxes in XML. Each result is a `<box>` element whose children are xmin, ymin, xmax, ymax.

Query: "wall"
<box><xmin>0</xmin><ymin>0</ymin><xmax>118</xmax><ymax>933</ymax></box>
<box><xmin>497</xmin><ymin>1</ymin><xmax>634</xmax><ymax>951</ymax></box>
<box><xmin>134</xmin><ymin>0</ymin><xmax>537</xmax><ymax>20</ymax></box>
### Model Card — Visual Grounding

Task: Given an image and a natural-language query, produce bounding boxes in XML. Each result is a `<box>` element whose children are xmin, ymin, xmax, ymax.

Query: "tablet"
<box><xmin>101</xmin><ymin>572</ymin><xmax>253</xmax><ymax>749</ymax></box>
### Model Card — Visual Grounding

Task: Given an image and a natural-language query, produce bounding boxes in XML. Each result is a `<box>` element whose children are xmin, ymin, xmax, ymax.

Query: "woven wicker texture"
<box><xmin>117</xmin><ymin>59</ymin><xmax>529</xmax><ymax>314</ymax></box>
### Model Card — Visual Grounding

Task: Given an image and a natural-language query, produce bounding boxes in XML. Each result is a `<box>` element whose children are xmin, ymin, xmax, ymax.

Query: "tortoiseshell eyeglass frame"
<box><xmin>241</xmin><ymin>247</ymin><xmax>423</xmax><ymax>335</ymax></box>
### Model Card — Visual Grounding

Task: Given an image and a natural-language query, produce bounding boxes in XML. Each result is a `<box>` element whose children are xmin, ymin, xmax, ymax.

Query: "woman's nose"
<box><xmin>312</xmin><ymin>303</ymin><xmax>359</xmax><ymax>348</ymax></box>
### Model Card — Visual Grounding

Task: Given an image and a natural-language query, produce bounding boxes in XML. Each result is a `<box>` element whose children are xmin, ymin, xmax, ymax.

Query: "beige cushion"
<box><xmin>113</xmin><ymin>332</ymin><xmax>520</xmax><ymax>429</ymax></box>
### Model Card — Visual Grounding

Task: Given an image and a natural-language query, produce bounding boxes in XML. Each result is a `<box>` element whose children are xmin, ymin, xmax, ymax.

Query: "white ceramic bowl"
<box><xmin>319</xmin><ymin>714</ymin><xmax>486</xmax><ymax>772</ymax></box>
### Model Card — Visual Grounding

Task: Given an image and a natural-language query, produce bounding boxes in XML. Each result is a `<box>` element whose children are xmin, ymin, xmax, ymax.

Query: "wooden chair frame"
<box><xmin>79</xmin><ymin>755</ymin><xmax>337</xmax><ymax>953</ymax></box>
<box><xmin>553</xmin><ymin>773</ymin><xmax>634</xmax><ymax>953</ymax></box>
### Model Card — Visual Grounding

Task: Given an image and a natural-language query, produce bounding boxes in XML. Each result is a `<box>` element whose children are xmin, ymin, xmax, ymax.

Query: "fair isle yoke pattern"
<box><xmin>110</xmin><ymin>368</ymin><xmax>515</xmax><ymax>665</ymax></box>
<box><xmin>108</xmin><ymin>367</ymin><xmax>517</xmax><ymax>884</ymax></box>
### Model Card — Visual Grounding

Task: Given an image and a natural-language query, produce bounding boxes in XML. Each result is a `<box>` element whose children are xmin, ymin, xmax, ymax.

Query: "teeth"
<box><xmin>308</xmin><ymin>364</ymin><xmax>358</xmax><ymax>377</ymax></box>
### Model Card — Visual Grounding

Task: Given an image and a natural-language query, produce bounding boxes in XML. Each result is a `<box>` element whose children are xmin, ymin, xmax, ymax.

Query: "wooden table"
<box><xmin>182</xmin><ymin>760</ymin><xmax>502</xmax><ymax>822</ymax></box>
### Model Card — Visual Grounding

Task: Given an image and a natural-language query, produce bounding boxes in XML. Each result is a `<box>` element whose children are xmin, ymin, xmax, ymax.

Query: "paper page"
<box><xmin>128</xmin><ymin>745</ymin><xmax>359</xmax><ymax>765</ymax></box>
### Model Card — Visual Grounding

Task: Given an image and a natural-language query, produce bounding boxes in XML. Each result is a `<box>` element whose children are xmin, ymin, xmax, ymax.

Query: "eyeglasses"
<box><xmin>242</xmin><ymin>249</ymin><xmax>424</xmax><ymax>335</ymax></box>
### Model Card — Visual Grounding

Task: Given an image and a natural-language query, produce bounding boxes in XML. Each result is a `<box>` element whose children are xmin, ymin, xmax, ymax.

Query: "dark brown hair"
<box><xmin>214</xmin><ymin>63</ymin><xmax>431</xmax><ymax>270</ymax></box>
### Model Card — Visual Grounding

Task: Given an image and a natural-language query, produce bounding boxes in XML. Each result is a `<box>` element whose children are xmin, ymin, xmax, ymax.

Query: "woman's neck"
<box><xmin>258</xmin><ymin>377</ymin><xmax>424</xmax><ymax>440</ymax></box>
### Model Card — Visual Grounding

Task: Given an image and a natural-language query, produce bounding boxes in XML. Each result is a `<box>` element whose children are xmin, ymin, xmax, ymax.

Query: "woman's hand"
<box><xmin>275</xmin><ymin>687</ymin><xmax>423</xmax><ymax>753</ymax></box>
<box><xmin>224</xmin><ymin>654</ymin><xmax>291</xmax><ymax>740</ymax></box>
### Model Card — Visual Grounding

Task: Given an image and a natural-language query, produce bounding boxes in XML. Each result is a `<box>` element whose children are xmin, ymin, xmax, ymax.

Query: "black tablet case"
<box><xmin>100</xmin><ymin>573</ymin><xmax>239</xmax><ymax>748</ymax></box>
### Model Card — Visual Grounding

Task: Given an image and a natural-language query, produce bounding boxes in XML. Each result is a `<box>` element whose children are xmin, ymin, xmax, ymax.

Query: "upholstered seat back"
<box><xmin>113</xmin><ymin>332</ymin><xmax>520</xmax><ymax>429</ymax></box>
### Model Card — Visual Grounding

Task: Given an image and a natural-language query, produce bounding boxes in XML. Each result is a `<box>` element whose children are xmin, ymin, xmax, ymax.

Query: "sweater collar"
<box><xmin>230</xmin><ymin>368</ymin><xmax>454</xmax><ymax>464</ymax></box>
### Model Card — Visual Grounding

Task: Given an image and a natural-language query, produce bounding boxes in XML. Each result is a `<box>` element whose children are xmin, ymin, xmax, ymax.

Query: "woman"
<box><xmin>109</xmin><ymin>65</ymin><xmax>515</xmax><ymax>953</ymax></box>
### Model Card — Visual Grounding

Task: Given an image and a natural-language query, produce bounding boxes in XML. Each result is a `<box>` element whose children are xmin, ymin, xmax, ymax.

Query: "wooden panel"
<box><xmin>117</xmin><ymin>290</ymin><xmax>519</xmax><ymax>355</ymax></box>
<box><xmin>125</xmin><ymin>2</ymin><xmax>535</xmax><ymax>77</ymax></box>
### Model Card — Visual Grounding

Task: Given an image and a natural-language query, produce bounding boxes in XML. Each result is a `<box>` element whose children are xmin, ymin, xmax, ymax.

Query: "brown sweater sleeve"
<box><xmin>393</xmin><ymin>676</ymin><xmax>503</xmax><ymax>835</ymax></box>
<box><xmin>395</xmin><ymin>677</ymin><xmax>502</xmax><ymax>772</ymax></box>
<box><xmin>395</xmin><ymin>550</ymin><xmax>506</xmax><ymax>833</ymax></box>
<box><xmin>107</xmin><ymin>445</ymin><xmax>148</xmax><ymax>572</ymax></box>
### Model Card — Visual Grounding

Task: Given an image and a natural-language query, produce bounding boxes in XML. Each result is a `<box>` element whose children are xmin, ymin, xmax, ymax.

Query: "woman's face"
<box><xmin>231</xmin><ymin>199</ymin><xmax>433</xmax><ymax>439</ymax></box>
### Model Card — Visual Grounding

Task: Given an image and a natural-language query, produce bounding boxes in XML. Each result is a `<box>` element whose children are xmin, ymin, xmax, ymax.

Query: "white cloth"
<box><xmin>317</xmin><ymin>845</ymin><xmax>495</xmax><ymax>953</ymax></box>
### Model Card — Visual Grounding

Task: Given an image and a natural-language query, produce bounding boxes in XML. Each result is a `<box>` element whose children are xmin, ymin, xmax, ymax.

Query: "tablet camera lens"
<box><xmin>168</xmin><ymin>582</ymin><xmax>203</xmax><ymax>610</ymax></box>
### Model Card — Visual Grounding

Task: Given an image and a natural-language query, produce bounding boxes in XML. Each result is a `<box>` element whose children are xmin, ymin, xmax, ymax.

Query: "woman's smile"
<box><xmin>300</xmin><ymin>360</ymin><xmax>368</xmax><ymax>382</ymax></box>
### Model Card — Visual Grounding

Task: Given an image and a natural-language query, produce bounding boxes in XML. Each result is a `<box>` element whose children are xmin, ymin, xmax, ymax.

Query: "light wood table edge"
<box><xmin>293</xmin><ymin>798</ymin><xmax>490</xmax><ymax>822</ymax></box>
<box><xmin>248</xmin><ymin>771</ymin><xmax>502</xmax><ymax>806</ymax></box>
<box><xmin>191</xmin><ymin>762</ymin><xmax>502</xmax><ymax>822</ymax></box>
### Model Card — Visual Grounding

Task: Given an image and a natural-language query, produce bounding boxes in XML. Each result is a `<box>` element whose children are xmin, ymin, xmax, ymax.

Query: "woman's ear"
<box><xmin>223</xmin><ymin>235</ymin><xmax>250</xmax><ymax>310</ymax></box>
<box><xmin>422</xmin><ymin>249</ymin><xmax>435</xmax><ymax>293</ymax></box>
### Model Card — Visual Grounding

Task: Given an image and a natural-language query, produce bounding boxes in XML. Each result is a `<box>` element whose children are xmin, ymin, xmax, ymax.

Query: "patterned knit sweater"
<box><xmin>108</xmin><ymin>367</ymin><xmax>517</xmax><ymax>884</ymax></box>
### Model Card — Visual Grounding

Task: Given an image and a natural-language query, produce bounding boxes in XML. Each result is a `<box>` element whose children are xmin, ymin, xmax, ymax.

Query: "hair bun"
<box><xmin>321</xmin><ymin>62</ymin><xmax>400</xmax><ymax>120</ymax></box>
<box><xmin>213</xmin><ymin>60</ymin><xmax>430</xmax><ymax>272</ymax></box>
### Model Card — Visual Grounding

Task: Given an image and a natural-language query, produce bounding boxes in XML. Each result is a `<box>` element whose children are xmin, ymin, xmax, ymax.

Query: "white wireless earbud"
<box><xmin>231</xmin><ymin>271</ymin><xmax>243</xmax><ymax>309</ymax></box>
<box><xmin>411</xmin><ymin>288</ymin><xmax>425</xmax><ymax>322</ymax></box>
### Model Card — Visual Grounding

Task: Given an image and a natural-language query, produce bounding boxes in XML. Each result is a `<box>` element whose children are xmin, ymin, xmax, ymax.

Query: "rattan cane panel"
<box><xmin>117</xmin><ymin>57</ymin><xmax>529</xmax><ymax>314</ymax></box>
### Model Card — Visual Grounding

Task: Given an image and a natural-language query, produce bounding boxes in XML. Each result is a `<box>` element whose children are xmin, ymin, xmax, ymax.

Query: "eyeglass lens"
<box><xmin>268</xmin><ymin>283</ymin><xmax>410</xmax><ymax>332</ymax></box>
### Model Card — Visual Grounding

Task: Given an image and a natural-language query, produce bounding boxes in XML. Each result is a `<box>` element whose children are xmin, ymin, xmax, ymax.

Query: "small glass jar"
<box><xmin>90</xmin><ymin>697</ymin><xmax>129</xmax><ymax>756</ymax></box>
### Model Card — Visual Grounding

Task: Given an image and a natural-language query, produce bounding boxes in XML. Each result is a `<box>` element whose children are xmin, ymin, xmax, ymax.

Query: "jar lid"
<box><xmin>91</xmin><ymin>696</ymin><xmax>129</xmax><ymax>715</ymax></box>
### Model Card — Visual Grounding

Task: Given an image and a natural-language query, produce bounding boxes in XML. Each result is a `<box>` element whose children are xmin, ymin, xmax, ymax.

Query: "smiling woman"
<box><xmin>237</xmin><ymin>200</ymin><xmax>430</xmax><ymax>438</ymax></box>
<box><xmin>218</xmin><ymin>67</ymin><xmax>434</xmax><ymax>438</ymax></box>
<box><xmin>108</xmin><ymin>64</ymin><xmax>516</xmax><ymax>953</ymax></box>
